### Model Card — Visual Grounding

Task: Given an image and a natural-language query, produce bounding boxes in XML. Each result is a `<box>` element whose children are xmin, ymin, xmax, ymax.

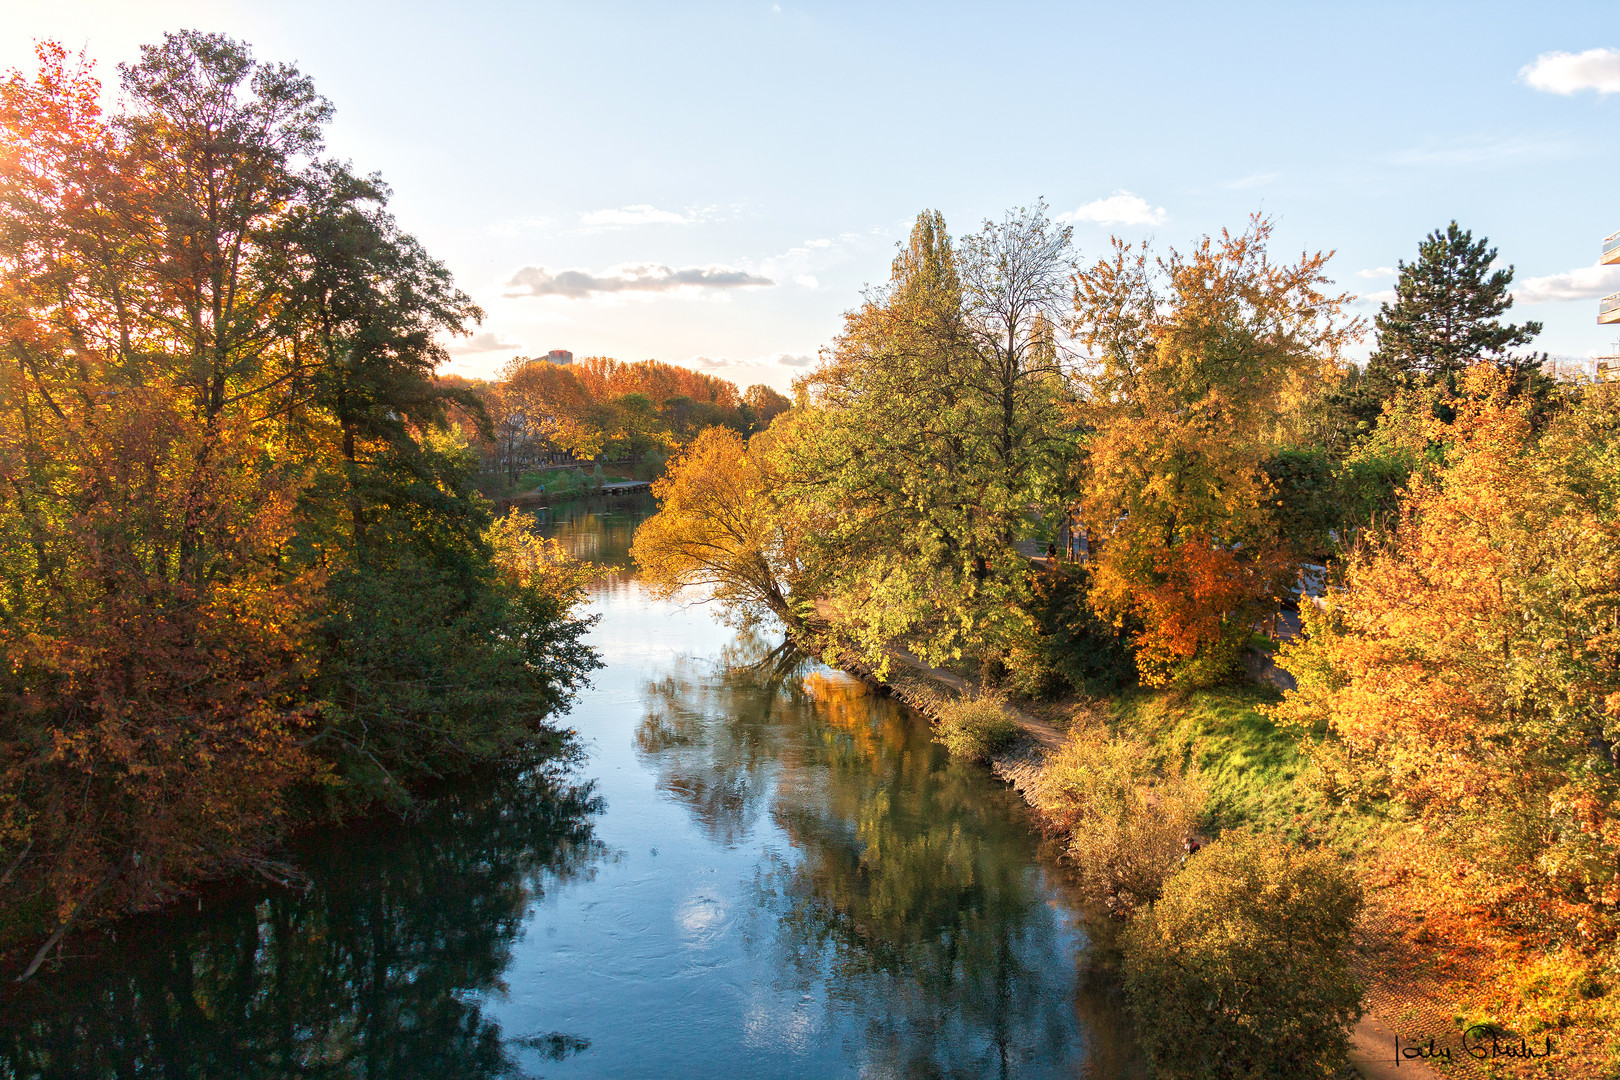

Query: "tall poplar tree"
<box><xmin>785</xmin><ymin>205</ymin><xmax>1075</xmax><ymax>673</ymax></box>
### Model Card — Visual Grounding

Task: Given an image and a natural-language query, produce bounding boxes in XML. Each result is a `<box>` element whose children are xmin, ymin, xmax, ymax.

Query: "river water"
<box><xmin>0</xmin><ymin>494</ymin><xmax>1139</xmax><ymax>1079</ymax></box>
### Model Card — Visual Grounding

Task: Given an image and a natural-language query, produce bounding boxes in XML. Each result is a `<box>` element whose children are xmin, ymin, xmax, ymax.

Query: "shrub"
<box><xmin>1122</xmin><ymin>831</ymin><xmax>1364</xmax><ymax>1080</ymax></box>
<box><xmin>1023</xmin><ymin>564</ymin><xmax>1138</xmax><ymax>697</ymax></box>
<box><xmin>1035</xmin><ymin>724</ymin><xmax>1203</xmax><ymax>914</ymax></box>
<box><xmin>932</xmin><ymin>693</ymin><xmax>1019</xmax><ymax>761</ymax></box>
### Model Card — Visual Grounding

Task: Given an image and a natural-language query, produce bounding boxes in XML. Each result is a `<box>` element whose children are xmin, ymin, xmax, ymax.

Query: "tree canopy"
<box><xmin>0</xmin><ymin>35</ymin><xmax>598</xmax><ymax>956</ymax></box>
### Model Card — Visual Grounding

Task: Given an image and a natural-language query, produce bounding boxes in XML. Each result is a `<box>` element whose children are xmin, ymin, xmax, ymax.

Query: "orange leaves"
<box><xmin>1272</xmin><ymin>368</ymin><xmax>1620</xmax><ymax>931</ymax></box>
<box><xmin>1096</xmin><ymin>531</ymin><xmax>1289</xmax><ymax>687</ymax></box>
<box><xmin>1072</xmin><ymin>216</ymin><xmax>1359</xmax><ymax>686</ymax></box>
<box><xmin>1140</xmin><ymin>540</ymin><xmax>1257</xmax><ymax>658</ymax></box>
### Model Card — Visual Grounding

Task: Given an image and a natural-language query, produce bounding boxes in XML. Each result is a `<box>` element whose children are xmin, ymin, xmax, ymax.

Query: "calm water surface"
<box><xmin>0</xmin><ymin>494</ymin><xmax>1139</xmax><ymax>1079</ymax></box>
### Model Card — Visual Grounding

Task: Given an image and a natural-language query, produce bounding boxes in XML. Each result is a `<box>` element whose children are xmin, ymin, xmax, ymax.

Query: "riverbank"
<box><xmin>821</xmin><ymin>643</ymin><xmax>1574</xmax><ymax>1080</ymax></box>
<box><xmin>491</xmin><ymin>479</ymin><xmax>652</xmax><ymax>511</ymax></box>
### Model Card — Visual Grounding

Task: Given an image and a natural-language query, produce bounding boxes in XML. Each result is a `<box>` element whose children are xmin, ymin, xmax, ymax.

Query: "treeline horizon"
<box><xmin>443</xmin><ymin>355</ymin><xmax>791</xmax><ymax>488</ymax></box>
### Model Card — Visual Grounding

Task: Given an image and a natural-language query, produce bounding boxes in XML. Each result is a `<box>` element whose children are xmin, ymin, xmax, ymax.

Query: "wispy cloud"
<box><xmin>1354</xmin><ymin>289</ymin><xmax>1397</xmax><ymax>308</ymax></box>
<box><xmin>1223</xmin><ymin>172</ymin><xmax>1279</xmax><ymax>190</ymax></box>
<box><xmin>1056</xmin><ymin>191</ymin><xmax>1167</xmax><ymax>227</ymax></box>
<box><xmin>504</xmin><ymin>263</ymin><xmax>775</xmax><ymax>299</ymax></box>
<box><xmin>1357</xmin><ymin>266</ymin><xmax>1397</xmax><ymax>279</ymax></box>
<box><xmin>691</xmin><ymin>351</ymin><xmax>814</xmax><ymax>370</ymax></box>
<box><xmin>1388</xmin><ymin>134</ymin><xmax>1567</xmax><ymax>167</ymax></box>
<box><xmin>486</xmin><ymin>216</ymin><xmax>553</xmax><ymax>238</ymax></box>
<box><xmin>1515</xmin><ymin>264</ymin><xmax>1620</xmax><ymax>304</ymax></box>
<box><xmin>756</xmin><ymin>233</ymin><xmax>864</xmax><ymax>284</ymax></box>
<box><xmin>444</xmin><ymin>330</ymin><xmax>522</xmax><ymax>355</ymax></box>
<box><xmin>578</xmin><ymin>204</ymin><xmax>702</xmax><ymax>229</ymax></box>
<box><xmin>1521</xmin><ymin>47</ymin><xmax>1620</xmax><ymax>95</ymax></box>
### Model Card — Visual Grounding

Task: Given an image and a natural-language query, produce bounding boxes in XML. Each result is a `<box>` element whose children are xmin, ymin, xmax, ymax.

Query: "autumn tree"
<box><xmin>1272</xmin><ymin>367</ymin><xmax>1620</xmax><ymax>931</ymax></box>
<box><xmin>1071</xmin><ymin>216</ymin><xmax>1357</xmax><ymax>686</ymax></box>
<box><xmin>631</xmin><ymin>426</ymin><xmax>809</xmax><ymax>628</ymax></box>
<box><xmin>0</xmin><ymin>38</ymin><xmax>326</xmax><ymax>944</ymax></box>
<box><xmin>741</xmin><ymin>383</ymin><xmax>790</xmax><ymax>432</ymax></box>
<box><xmin>0</xmin><ymin>35</ymin><xmax>600</xmax><ymax>961</ymax></box>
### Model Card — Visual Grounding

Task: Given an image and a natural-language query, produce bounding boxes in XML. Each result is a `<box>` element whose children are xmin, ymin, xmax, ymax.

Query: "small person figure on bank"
<box><xmin>1181</xmin><ymin>836</ymin><xmax>1202</xmax><ymax>864</ymax></box>
<box><xmin>1045</xmin><ymin>543</ymin><xmax>1057</xmax><ymax>565</ymax></box>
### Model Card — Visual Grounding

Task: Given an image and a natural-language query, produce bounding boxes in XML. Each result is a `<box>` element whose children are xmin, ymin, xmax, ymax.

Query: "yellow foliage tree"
<box><xmin>1273</xmin><ymin>367</ymin><xmax>1620</xmax><ymax>933</ymax></box>
<box><xmin>631</xmin><ymin>426</ymin><xmax>808</xmax><ymax>628</ymax></box>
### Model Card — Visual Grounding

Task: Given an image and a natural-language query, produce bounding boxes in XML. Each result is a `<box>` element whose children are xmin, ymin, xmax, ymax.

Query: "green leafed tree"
<box><xmin>785</xmin><ymin>204</ymin><xmax>1076</xmax><ymax>674</ymax></box>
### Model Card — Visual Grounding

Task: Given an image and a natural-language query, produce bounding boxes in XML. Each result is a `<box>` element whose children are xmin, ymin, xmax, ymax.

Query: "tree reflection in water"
<box><xmin>0</xmin><ymin>752</ymin><xmax>605</xmax><ymax>1080</ymax></box>
<box><xmin>634</xmin><ymin>633</ymin><xmax>1141</xmax><ymax>1079</ymax></box>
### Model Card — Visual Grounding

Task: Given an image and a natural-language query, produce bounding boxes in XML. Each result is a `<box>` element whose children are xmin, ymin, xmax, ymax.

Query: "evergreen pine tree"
<box><xmin>1359</xmin><ymin>221</ymin><xmax>1542</xmax><ymax>409</ymax></box>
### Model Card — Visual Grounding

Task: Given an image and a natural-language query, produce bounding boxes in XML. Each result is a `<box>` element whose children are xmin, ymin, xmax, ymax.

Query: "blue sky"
<box><xmin>4</xmin><ymin>0</ymin><xmax>1618</xmax><ymax>390</ymax></box>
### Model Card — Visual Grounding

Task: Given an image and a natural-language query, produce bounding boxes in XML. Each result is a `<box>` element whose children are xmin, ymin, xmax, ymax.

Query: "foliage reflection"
<box><xmin>0</xmin><ymin>756</ymin><xmax>605</xmax><ymax>1080</ymax></box>
<box><xmin>633</xmin><ymin>636</ymin><xmax>1139</xmax><ymax>1077</ymax></box>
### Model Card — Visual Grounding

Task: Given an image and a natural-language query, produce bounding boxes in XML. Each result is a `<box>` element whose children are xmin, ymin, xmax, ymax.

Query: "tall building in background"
<box><xmin>545</xmin><ymin>349</ymin><xmax>574</xmax><ymax>365</ymax></box>
<box><xmin>1596</xmin><ymin>232</ymin><xmax>1619</xmax><ymax>382</ymax></box>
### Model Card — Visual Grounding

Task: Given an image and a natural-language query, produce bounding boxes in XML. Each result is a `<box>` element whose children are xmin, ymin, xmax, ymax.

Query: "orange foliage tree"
<box><xmin>1273</xmin><ymin>367</ymin><xmax>1620</xmax><ymax>935</ymax></box>
<box><xmin>1</xmin><ymin>35</ymin><xmax>600</xmax><ymax>964</ymax></box>
<box><xmin>1072</xmin><ymin>217</ymin><xmax>1358</xmax><ymax>685</ymax></box>
<box><xmin>0</xmin><ymin>42</ymin><xmax>325</xmax><ymax>930</ymax></box>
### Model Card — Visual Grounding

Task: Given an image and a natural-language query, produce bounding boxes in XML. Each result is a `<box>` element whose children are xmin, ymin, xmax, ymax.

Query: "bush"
<box><xmin>1035</xmin><ymin>723</ymin><xmax>1203</xmax><ymax>914</ymax></box>
<box><xmin>1023</xmin><ymin>564</ymin><xmax>1137</xmax><ymax>697</ymax></box>
<box><xmin>538</xmin><ymin>468</ymin><xmax>585</xmax><ymax>497</ymax></box>
<box><xmin>1122</xmin><ymin>831</ymin><xmax>1364</xmax><ymax>1080</ymax></box>
<box><xmin>634</xmin><ymin>450</ymin><xmax>669</xmax><ymax>481</ymax></box>
<box><xmin>932</xmin><ymin>693</ymin><xmax>1019</xmax><ymax>761</ymax></box>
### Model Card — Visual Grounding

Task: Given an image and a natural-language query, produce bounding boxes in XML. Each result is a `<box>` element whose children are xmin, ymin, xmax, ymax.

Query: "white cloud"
<box><xmin>689</xmin><ymin>351</ymin><xmax>814</xmax><ymax>370</ymax></box>
<box><xmin>1354</xmin><ymin>289</ymin><xmax>1398</xmax><ymax>308</ymax></box>
<box><xmin>1056</xmin><ymin>191</ymin><xmax>1167</xmax><ymax>227</ymax></box>
<box><xmin>793</xmin><ymin>274</ymin><xmax>820</xmax><ymax>289</ymax></box>
<box><xmin>503</xmin><ymin>263</ymin><xmax>775</xmax><ymax>299</ymax></box>
<box><xmin>1514</xmin><ymin>264</ymin><xmax>1620</xmax><ymax>304</ymax></box>
<box><xmin>1521</xmin><ymin>47</ymin><xmax>1620</xmax><ymax>95</ymax></box>
<box><xmin>443</xmin><ymin>330</ymin><xmax>522</xmax><ymax>355</ymax></box>
<box><xmin>578</xmin><ymin>204</ymin><xmax>697</xmax><ymax>228</ymax></box>
<box><xmin>1357</xmin><ymin>267</ymin><xmax>1397</xmax><ymax>279</ymax></box>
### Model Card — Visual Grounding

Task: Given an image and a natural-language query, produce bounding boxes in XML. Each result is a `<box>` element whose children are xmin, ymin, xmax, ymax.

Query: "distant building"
<box><xmin>1598</xmin><ymin>353</ymin><xmax>1620</xmax><ymax>383</ymax></box>
<box><xmin>1547</xmin><ymin>356</ymin><xmax>1602</xmax><ymax>382</ymax></box>
<box><xmin>1601</xmin><ymin>230</ymin><xmax>1620</xmax><ymax>326</ymax></box>
<box><xmin>545</xmin><ymin>349</ymin><xmax>574</xmax><ymax>365</ymax></box>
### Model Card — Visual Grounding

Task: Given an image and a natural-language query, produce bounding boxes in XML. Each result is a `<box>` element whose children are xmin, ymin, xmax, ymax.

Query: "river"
<box><xmin>0</xmin><ymin>494</ymin><xmax>1140</xmax><ymax>1079</ymax></box>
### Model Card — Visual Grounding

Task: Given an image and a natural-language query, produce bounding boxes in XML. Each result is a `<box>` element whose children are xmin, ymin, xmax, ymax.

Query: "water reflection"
<box><xmin>527</xmin><ymin>492</ymin><xmax>654</xmax><ymax>570</ymax></box>
<box><xmin>630</xmin><ymin>637</ymin><xmax>1139</xmax><ymax>1078</ymax></box>
<box><xmin>0</xmin><ymin>494</ymin><xmax>1139</xmax><ymax>1078</ymax></box>
<box><xmin>0</xmin><ymin>757</ymin><xmax>605</xmax><ymax>1080</ymax></box>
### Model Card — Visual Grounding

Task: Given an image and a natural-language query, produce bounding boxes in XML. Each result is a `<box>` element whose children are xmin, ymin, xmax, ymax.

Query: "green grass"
<box><xmin>1107</xmin><ymin>684</ymin><xmax>1390</xmax><ymax>849</ymax></box>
